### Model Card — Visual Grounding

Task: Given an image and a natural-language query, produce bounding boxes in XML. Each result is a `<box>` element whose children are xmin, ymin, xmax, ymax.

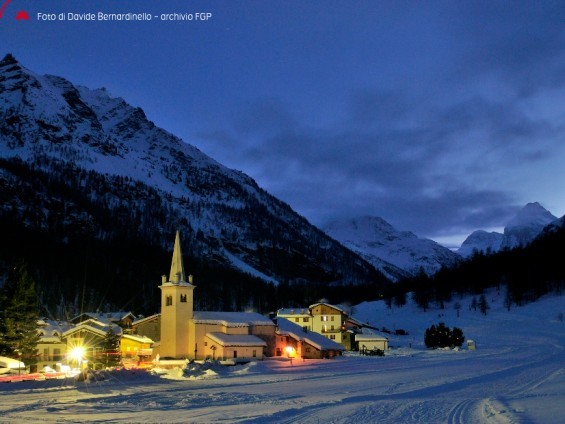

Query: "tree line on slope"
<box><xmin>393</xmin><ymin>223</ymin><xmax>565</xmax><ymax>311</ymax></box>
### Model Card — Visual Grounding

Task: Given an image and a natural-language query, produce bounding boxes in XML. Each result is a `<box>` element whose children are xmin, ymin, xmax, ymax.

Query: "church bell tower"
<box><xmin>159</xmin><ymin>231</ymin><xmax>195</xmax><ymax>358</ymax></box>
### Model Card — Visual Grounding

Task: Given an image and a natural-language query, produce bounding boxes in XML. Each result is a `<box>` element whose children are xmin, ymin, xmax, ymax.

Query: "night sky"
<box><xmin>2</xmin><ymin>0</ymin><xmax>564</xmax><ymax>247</ymax></box>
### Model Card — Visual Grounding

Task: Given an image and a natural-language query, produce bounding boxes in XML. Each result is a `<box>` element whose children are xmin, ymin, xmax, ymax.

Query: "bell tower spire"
<box><xmin>169</xmin><ymin>230</ymin><xmax>186</xmax><ymax>283</ymax></box>
<box><xmin>159</xmin><ymin>231</ymin><xmax>195</xmax><ymax>359</ymax></box>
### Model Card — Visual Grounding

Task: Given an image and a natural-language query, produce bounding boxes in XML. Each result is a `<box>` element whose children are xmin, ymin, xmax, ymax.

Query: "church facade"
<box><xmin>145</xmin><ymin>231</ymin><xmax>275</xmax><ymax>361</ymax></box>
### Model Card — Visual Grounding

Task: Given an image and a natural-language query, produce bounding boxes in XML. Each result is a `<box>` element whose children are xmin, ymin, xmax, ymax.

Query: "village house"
<box><xmin>36</xmin><ymin>319</ymin><xmax>71</xmax><ymax>371</ymax></box>
<box><xmin>134</xmin><ymin>231</ymin><xmax>276</xmax><ymax>362</ymax></box>
<box><xmin>277</xmin><ymin>303</ymin><xmax>363</xmax><ymax>350</ymax></box>
<box><xmin>61</xmin><ymin>318</ymin><xmax>154</xmax><ymax>369</ymax></box>
<box><xmin>275</xmin><ymin>317</ymin><xmax>345</xmax><ymax>359</ymax></box>
<box><xmin>277</xmin><ymin>303</ymin><xmax>387</xmax><ymax>352</ymax></box>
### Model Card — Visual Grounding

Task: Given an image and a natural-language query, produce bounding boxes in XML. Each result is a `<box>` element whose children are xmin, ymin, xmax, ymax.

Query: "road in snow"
<box><xmin>0</xmin><ymin>293</ymin><xmax>563</xmax><ymax>423</ymax></box>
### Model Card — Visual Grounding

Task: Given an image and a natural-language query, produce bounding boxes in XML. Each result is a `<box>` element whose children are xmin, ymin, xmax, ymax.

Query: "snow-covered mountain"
<box><xmin>323</xmin><ymin>216</ymin><xmax>461</xmax><ymax>280</ymax></box>
<box><xmin>0</xmin><ymin>54</ymin><xmax>388</xmax><ymax>306</ymax></box>
<box><xmin>458</xmin><ymin>202</ymin><xmax>558</xmax><ymax>257</ymax></box>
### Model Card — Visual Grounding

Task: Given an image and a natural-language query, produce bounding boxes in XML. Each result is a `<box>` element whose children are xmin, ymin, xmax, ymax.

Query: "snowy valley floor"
<box><xmin>0</xmin><ymin>293</ymin><xmax>563</xmax><ymax>423</ymax></box>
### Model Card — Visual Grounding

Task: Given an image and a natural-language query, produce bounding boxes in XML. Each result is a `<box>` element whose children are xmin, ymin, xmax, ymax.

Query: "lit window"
<box><xmin>322</xmin><ymin>316</ymin><xmax>327</xmax><ymax>322</ymax></box>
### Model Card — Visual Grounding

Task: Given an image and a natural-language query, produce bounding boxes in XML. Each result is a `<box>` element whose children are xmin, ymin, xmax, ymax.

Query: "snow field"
<box><xmin>0</xmin><ymin>291</ymin><xmax>563</xmax><ymax>423</ymax></box>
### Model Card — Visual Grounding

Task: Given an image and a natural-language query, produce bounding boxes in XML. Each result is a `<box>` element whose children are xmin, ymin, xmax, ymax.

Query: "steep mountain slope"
<box><xmin>458</xmin><ymin>202</ymin><xmax>558</xmax><ymax>257</ymax></box>
<box><xmin>0</xmin><ymin>54</ymin><xmax>389</xmax><ymax>313</ymax></box>
<box><xmin>323</xmin><ymin>216</ymin><xmax>461</xmax><ymax>280</ymax></box>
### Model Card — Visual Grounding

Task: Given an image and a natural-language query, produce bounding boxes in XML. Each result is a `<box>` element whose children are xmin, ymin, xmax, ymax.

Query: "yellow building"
<box><xmin>143</xmin><ymin>231</ymin><xmax>275</xmax><ymax>361</ymax></box>
<box><xmin>36</xmin><ymin>319</ymin><xmax>69</xmax><ymax>371</ymax></box>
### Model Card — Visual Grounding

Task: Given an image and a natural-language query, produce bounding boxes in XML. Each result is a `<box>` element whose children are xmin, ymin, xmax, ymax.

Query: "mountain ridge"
<box><xmin>323</xmin><ymin>216</ymin><xmax>461</xmax><ymax>280</ymax></box>
<box><xmin>0</xmin><ymin>54</ymin><xmax>390</xmax><ymax>314</ymax></box>
<box><xmin>458</xmin><ymin>202</ymin><xmax>558</xmax><ymax>257</ymax></box>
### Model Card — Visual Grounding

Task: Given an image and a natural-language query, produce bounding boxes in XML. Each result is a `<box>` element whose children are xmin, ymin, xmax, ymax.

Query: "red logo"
<box><xmin>15</xmin><ymin>9</ymin><xmax>28</xmax><ymax>20</ymax></box>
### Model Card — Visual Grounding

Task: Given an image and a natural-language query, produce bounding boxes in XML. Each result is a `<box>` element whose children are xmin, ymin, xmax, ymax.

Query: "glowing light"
<box><xmin>284</xmin><ymin>346</ymin><xmax>296</xmax><ymax>357</ymax></box>
<box><xmin>69</xmin><ymin>346</ymin><xmax>85</xmax><ymax>362</ymax></box>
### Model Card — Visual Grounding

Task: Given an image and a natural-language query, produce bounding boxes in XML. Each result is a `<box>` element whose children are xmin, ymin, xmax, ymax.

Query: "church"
<box><xmin>134</xmin><ymin>232</ymin><xmax>276</xmax><ymax>361</ymax></box>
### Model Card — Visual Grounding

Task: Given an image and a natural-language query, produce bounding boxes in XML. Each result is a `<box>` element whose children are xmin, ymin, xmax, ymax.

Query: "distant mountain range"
<box><xmin>0</xmin><ymin>54</ymin><xmax>388</xmax><ymax>314</ymax></box>
<box><xmin>458</xmin><ymin>202</ymin><xmax>558</xmax><ymax>257</ymax></box>
<box><xmin>323</xmin><ymin>216</ymin><xmax>461</xmax><ymax>280</ymax></box>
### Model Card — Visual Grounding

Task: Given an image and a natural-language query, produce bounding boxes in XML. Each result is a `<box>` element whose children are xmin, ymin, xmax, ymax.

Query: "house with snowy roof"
<box><xmin>135</xmin><ymin>231</ymin><xmax>275</xmax><ymax>361</ymax></box>
<box><xmin>275</xmin><ymin>318</ymin><xmax>344</xmax><ymax>359</ymax></box>
<box><xmin>61</xmin><ymin>318</ymin><xmax>154</xmax><ymax>369</ymax></box>
<box><xmin>277</xmin><ymin>302</ymin><xmax>360</xmax><ymax>350</ymax></box>
<box><xmin>36</xmin><ymin>319</ymin><xmax>72</xmax><ymax>370</ymax></box>
<box><xmin>70</xmin><ymin>311</ymin><xmax>136</xmax><ymax>329</ymax></box>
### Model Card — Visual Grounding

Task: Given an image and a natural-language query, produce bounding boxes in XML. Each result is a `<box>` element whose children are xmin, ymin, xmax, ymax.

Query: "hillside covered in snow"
<box><xmin>324</xmin><ymin>216</ymin><xmax>461</xmax><ymax>280</ymax></box>
<box><xmin>0</xmin><ymin>54</ymin><xmax>389</xmax><ymax>314</ymax></box>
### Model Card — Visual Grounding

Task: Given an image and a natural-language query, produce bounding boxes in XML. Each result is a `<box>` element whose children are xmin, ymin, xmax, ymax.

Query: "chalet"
<box><xmin>70</xmin><ymin>311</ymin><xmax>136</xmax><ymax>329</ymax></box>
<box><xmin>275</xmin><ymin>318</ymin><xmax>345</xmax><ymax>359</ymax></box>
<box><xmin>135</xmin><ymin>231</ymin><xmax>276</xmax><ymax>362</ymax></box>
<box><xmin>61</xmin><ymin>319</ymin><xmax>154</xmax><ymax>369</ymax></box>
<box><xmin>36</xmin><ymin>319</ymin><xmax>71</xmax><ymax>370</ymax></box>
<box><xmin>277</xmin><ymin>303</ymin><xmax>361</xmax><ymax>349</ymax></box>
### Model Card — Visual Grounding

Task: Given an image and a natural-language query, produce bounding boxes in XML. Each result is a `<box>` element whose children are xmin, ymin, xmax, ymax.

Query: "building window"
<box><xmin>233</xmin><ymin>350</ymin><xmax>238</xmax><ymax>358</ymax></box>
<box><xmin>166</xmin><ymin>295</ymin><xmax>172</xmax><ymax>306</ymax></box>
<box><xmin>53</xmin><ymin>348</ymin><xmax>61</xmax><ymax>361</ymax></box>
<box><xmin>204</xmin><ymin>341</ymin><xmax>208</xmax><ymax>347</ymax></box>
<box><xmin>322</xmin><ymin>325</ymin><xmax>327</xmax><ymax>333</ymax></box>
<box><xmin>331</xmin><ymin>316</ymin><xmax>334</xmax><ymax>321</ymax></box>
<box><xmin>295</xmin><ymin>318</ymin><xmax>300</xmax><ymax>323</ymax></box>
<box><xmin>303</xmin><ymin>317</ymin><xmax>309</xmax><ymax>322</ymax></box>
<box><xmin>305</xmin><ymin>347</ymin><xmax>311</xmax><ymax>353</ymax></box>
<box><xmin>322</xmin><ymin>316</ymin><xmax>328</xmax><ymax>322</ymax></box>
<box><xmin>252</xmin><ymin>350</ymin><xmax>257</xmax><ymax>357</ymax></box>
<box><xmin>330</xmin><ymin>335</ymin><xmax>336</xmax><ymax>340</ymax></box>
<box><xmin>180</xmin><ymin>294</ymin><xmax>187</xmax><ymax>303</ymax></box>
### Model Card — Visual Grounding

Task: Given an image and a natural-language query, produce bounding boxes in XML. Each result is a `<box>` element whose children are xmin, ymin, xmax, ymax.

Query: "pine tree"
<box><xmin>101</xmin><ymin>327</ymin><xmax>121</xmax><ymax>368</ymax></box>
<box><xmin>0</xmin><ymin>261</ymin><xmax>40</xmax><ymax>366</ymax></box>
<box><xmin>478</xmin><ymin>294</ymin><xmax>490</xmax><ymax>316</ymax></box>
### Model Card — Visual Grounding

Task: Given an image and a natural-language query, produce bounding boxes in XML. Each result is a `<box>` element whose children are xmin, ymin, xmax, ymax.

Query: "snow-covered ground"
<box><xmin>1</xmin><ymin>291</ymin><xmax>563</xmax><ymax>423</ymax></box>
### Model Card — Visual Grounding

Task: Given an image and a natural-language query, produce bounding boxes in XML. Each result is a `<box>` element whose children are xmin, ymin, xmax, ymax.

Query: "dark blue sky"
<box><xmin>2</xmin><ymin>0</ymin><xmax>565</xmax><ymax>246</ymax></box>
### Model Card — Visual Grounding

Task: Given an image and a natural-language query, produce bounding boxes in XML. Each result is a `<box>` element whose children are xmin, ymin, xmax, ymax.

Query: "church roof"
<box><xmin>206</xmin><ymin>332</ymin><xmax>267</xmax><ymax>347</ymax></box>
<box><xmin>193</xmin><ymin>311</ymin><xmax>275</xmax><ymax>327</ymax></box>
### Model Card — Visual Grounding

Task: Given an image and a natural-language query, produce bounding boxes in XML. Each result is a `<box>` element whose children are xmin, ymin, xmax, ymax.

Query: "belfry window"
<box><xmin>166</xmin><ymin>295</ymin><xmax>173</xmax><ymax>306</ymax></box>
<box><xmin>180</xmin><ymin>294</ymin><xmax>187</xmax><ymax>303</ymax></box>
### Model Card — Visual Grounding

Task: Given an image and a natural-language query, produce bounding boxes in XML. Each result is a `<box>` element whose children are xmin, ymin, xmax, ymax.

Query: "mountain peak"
<box><xmin>506</xmin><ymin>202</ymin><xmax>556</xmax><ymax>230</ymax></box>
<box><xmin>0</xmin><ymin>53</ymin><xmax>18</xmax><ymax>66</ymax></box>
<box><xmin>324</xmin><ymin>215</ymin><xmax>460</xmax><ymax>279</ymax></box>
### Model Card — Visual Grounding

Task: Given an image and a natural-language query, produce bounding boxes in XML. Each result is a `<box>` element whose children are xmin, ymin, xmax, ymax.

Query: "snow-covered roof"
<box><xmin>122</xmin><ymin>334</ymin><xmax>154</xmax><ymax>344</ymax></box>
<box><xmin>276</xmin><ymin>318</ymin><xmax>345</xmax><ymax>351</ymax></box>
<box><xmin>206</xmin><ymin>332</ymin><xmax>267</xmax><ymax>347</ymax></box>
<box><xmin>355</xmin><ymin>334</ymin><xmax>388</xmax><ymax>342</ymax></box>
<box><xmin>277</xmin><ymin>308</ymin><xmax>310</xmax><ymax>316</ymax></box>
<box><xmin>132</xmin><ymin>313</ymin><xmax>161</xmax><ymax>326</ymax></box>
<box><xmin>309</xmin><ymin>303</ymin><xmax>348</xmax><ymax>314</ymax></box>
<box><xmin>62</xmin><ymin>322</ymin><xmax>123</xmax><ymax>338</ymax></box>
<box><xmin>193</xmin><ymin>311</ymin><xmax>274</xmax><ymax>327</ymax></box>
<box><xmin>37</xmin><ymin>319</ymin><xmax>73</xmax><ymax>339</ymax></box>
<box><xmin>71</xmin><ymin>311</ymin><xmax>135</xmax><ymax>324</ymax></box>
<box><xmin>346</xmin><ymin>316</ymin><xmax>364</xmax><ymax>326</ymax></box>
